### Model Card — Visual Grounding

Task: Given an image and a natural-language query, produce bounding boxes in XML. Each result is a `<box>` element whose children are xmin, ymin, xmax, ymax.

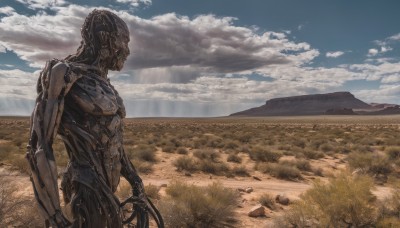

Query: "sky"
<box><xmin>0</xmin><ymin>0</ymin><xmax>399</xmax><ymax>117</ymax></box>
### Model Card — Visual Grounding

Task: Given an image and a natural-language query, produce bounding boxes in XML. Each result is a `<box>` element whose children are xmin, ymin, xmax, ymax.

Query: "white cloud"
<box><xmin>116</xmin><ymin>0</ymin><xmax>152</xmax><ymax>7</ymax></box>
<box><xmin>368</xmin><ymin>48</ymin><xmax>379</xmax><ymax>56</ymax></box>
<box><xmin>353</xmin><ymin>84</ymin><xmax>400</xmax><ymax>104</ymax></box>
<box><xmin>326</xmin><ymin>51</ymin><xmax>344</xmax><ymax>58</ymax></box>
<box><xmin>381</xmin><ymin>75</ymin><xmax>400</xmax><ymax>84</ymax></box>
<box><xmin>1</xmin><ymin>4</ymin><xmax>400</xmax><ymax>117</ymax></box>
<box><xmin>388</xmin><ymin>33</ymin><xmax>400</xmax><ymax>41</ymax></box>
<box><xmin>0</xmin><ymin>69</ymin><xmax>38</xmax><ymax>99</ymax></box>
<box><xmin>0</xmin><ymin>7</ymin><xmax>316</xmax><ymax>73</ymax></box>
<box><xmin>15</xmin><ymin>0</ymin><xmax>66</xmax><ymax>9</ymax></box>
<box><xmin>123</xmin><ymin>13</ymin><xmax>314</xmax><ymax>72</ymax></box>
<box><xmin>0</xmin><ymin>6</ymin><xmax>15</xmax><ymax>15</ymax></box>
<box><xmin>0</xmin><ymin>44</ymin><xmax>6</xmax><ymax>53</ymax></box>
<box><xmin>380</xmin><ymin>46</ymin><xmax>392</xmax><ymax>53</ymax></box>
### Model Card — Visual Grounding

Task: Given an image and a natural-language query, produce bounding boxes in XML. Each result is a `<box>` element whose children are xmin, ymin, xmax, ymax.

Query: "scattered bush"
<box><xmin>347</xmin><ymin>152</ymin><xmax>392</xmax><ymax>175</ymax></box>
<box><xmin>258</xmin><ymin>193</ymin><xmax>277</xmax><ymax>210</ymax></box>
<box><xmin>0</xmin><ymin>177</ymin><xmax>44</xmax><ymax>227</ymax></box>
<box><xmin>386</xmin><ymin>146</ymin><xmax>400</xmax><ymax>160</ymax></box>
<box><xmin>126</xmin><ymin>144</ymin><xmax>157</xmax><ymax>162</ymax></box>
<box><xmin>159</xmin><ymin>181</ymin><xmax>238</xmax><ymax>227</ymax></box>
<box><xmin>319</xmin><ymin>143</ymin><xmax>334</xmax><ymax>152</ymax></box>
<box><xmin>274</xmin><ymin>172</ymin><xmax>378</xmax><ymax>227</ymax></box>
<box><xmin>256</xmin><ymin>162</ymin><xmax>302</xmax><ymax>180</ymax></box>
<box><xmin>173</xmin><ymin>156</ymin><xmax>197</xmax><ymax>172</ymax></box>
<box><xmin>302</xmin><ymin>149</ymin><xmax>324</xmax><ymax>159</ymax></box>
<box><xmin>280</xmin><ymin>159</ymin><xmax>311</xmax><ymax>172</ymax></box>
<box><xmin>312</xmin><ymin>167</ymin><xmax>324</xmax><ymax>177</ymax></box>
<box><xmin>248</xmin><ymin>146</ymin><xmax>282</xmax><ymax>162</ymax></box>
<box><xmin>132</xmin><ymin>160</ymin><xmax>154</xmax><ymax>174</ymax></box>
<box><xmin>116</xmin><ymin>181</ymin><xmax>131</xmax><ymax>200</ymax></box>
<box><xmin>9</xmin><ymin>155</ymin><xmax>30</xmax><ymax>175</ymax></box>
<box><xmin>193</xmin><ymin>149</ymin><xmax>220</xmax><ymax>162</ymax></box>
<box><xmin>223</xmin><ymin>140</ymin><xmax>239</xmax><ymax>150</ymax></box>
<box><xmin>176</xmin><ymin>147</ymin><xmax>188</xmax><ymax>155</ymax></box>
<box><xmin>145</xmin><ymin>183</ymin><xmax>160</xmax><ymax>200</ymax></box>
<box><xmin>292</xmin><ymin>139</ymin><xmax>306</xmax><ymax>148</ymax></box>
<box><xmin>197</xmin><ymin>160</ymin><xmax>229</xmax><ymax>175</ymax></box>
<box><xmin>161</xmin><ymin>145</ymin><xmax>175</xmax><ymax>153</ymax></box>
<box><xmin>231</xmin><ymin>165</ymin><xmax>250</xmax><ymax>177</ymax></box>
<box><xmin>227</xmin><ymin>153</ymin><xmax>242</xmax><ymax>163</ymax></box>
<box><xmin>377</xmin><ymin>184</ymin><xmax>400</xmax><ymax>224</ymax></box>
<box><xmin>0</xmin><ymin>143</ymin><xmax>17</xmax><ymax>162</ymax></box>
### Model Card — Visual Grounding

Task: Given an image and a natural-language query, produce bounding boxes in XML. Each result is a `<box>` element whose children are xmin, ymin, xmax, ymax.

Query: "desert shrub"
<box><xmin>292</xmin><ymin>139</ymin><xmax>306</xmax><ymax>148</ymax></box>
<box><xmin>193</xmin><ymin>149</ymin><xmax>220</xmax><ymax>162</ymax></box>
<box><xmin>0</xmin><ymin>143</ymin><xmax>17</xmax><ymax>162</ymax></box>
<box><xmin>248</xmin><ymin>146</ymin><xmax>282</xmax><ymax>162</ymax></box>
<box><xmin>231</xmin><ymin>165</ymin><xmax>250</xmax><ymax>177</ymax></box>
<box><xmin>312</xmin><ymin>167</ymin><xmax>324</xmax><ymax>176</ymax></box>
<box><xmin>237</xmin><ymin>132</ymin><xmax>252</xmax><ymax>143</ymax></box>
<box><xmin>169</xmin><ymin>137</ymin><xmax>182</xmax><ymax>147</ymax></box>
<box><xmin>197</xmin><ymin>160</ymin><xmax>229</xmax><ymax>175</ymax></box>
<box><xmin>386</xmin><ymin>146</ymin><xmax>400</xmax><ymax>160</ymax></box>
<box><xmin>223</xmin><ymin>140</ymin><xmax>239</xmax><ymax>150</ymax></box>
<box><xmin>9</xmin><ymin>155</ymin><xmax>30</xmax><ymax>175</ymax></box>
<box><xmin>277</xmin><ymin>144</ymin><xmax>292</xmax><ymax>151</ymax></box>
<box><xmin>173</xmin><ymin>156</ymin><xmax>197</xmax><ymax>172</ymax></box>
<box><xmin>116</xmin><ymin>181</ymin><xmax>131</xmax><ymax>200</ymax></box>
<box><xmin>192</xmin><ymin>137</ymin><xmax>207</xmax><ymax>149</ymax></box>
<box><xmin>239</xmin><ymin>145</ymin><xmax>250</xmax><ymax>153</ymax></box>
<box><xmin>227</xmin><ymin>153</ymin><xmax>242</xmax><ymax>163</ymax></box>
<box><xmin>377</xmin><ymin>184</ymin><xmax>400</xmax><ymax>224</ymax></box>
<box><xmin>256</xmin><ymin>162</ymin><xmax>302</xmax><ymax>180</ymax></box>
<box><xmin>258</xmin><ymin>193</ymin><xmax>277</xmax><ymax>210</ymax></box>
<box><xmin>205</xmin><ymin>135</ymin><xmax>225</xmax><ymax>148</ymax></box>
<box><xmin>334</xmin><ymin>146</ymin><xmax>351</xmax><ymax>154</ymax></box>
<box><xmin>352</xmin><ymin>144</ymin><xmax>373</xmax><ymax>153</ymax></box>
<box><xmin>274</xmin><ymin>172</ymin><xmax>378</xmax><ymax>227</ymax></box>
<box><xmin>319</xmin><ymin>143</ymin><xmax>334</xmax><ymax>152</ymax></box>
<box><xmin>347</xmin><ymin>152</ymin><xmax>392</xmax><ymax>175</ymax></box>
<box><xmin>159</xmin><ymin>181</ymin><xmax>238</xmax><ymax>227</ymax></box>
<box><xmin>310</xmin><ymin>138</ymin><xmax>327</xmax><ymax>150</ymax></box>
<box><xmin>0</xmin><ymin>177</ymin><xmax>44</xmax><ymax>227</ymax></box>
<box><xmin>302</xmin><ymin>149</ymin><xmax>324</xmax><ymax>159</ymax></box>
<box><xmin>280</xmin><ymin>159</ymin><xmax>311</xmax><ymax>172</ymax></box>
<box><xmin>376</xmin><ymin>217</ymin><xmax>400</xmax><ymax>228</ymax></box>
<box><xmin>176</xmin><ymin>147</ymin><xmax>188</xmax><ymax>155</ymax></box>
<box><xmin>161</xmin><ymin>145</ymin><xmax>175</xmax><ymax>153</ymax></box>
<box><xmin>131</xmin><ymin>160</ymin><xmax>153</xmax><ymax>174</ymax></box>
<box><xmin>144</xmin><ymin>183</ymin><xmax>160</xmax><ymax>200</ymax></box>
<box><xmin>126</xmin><ymin>144</ymin><xmax>157</xmax><ymax>162</ymax></box>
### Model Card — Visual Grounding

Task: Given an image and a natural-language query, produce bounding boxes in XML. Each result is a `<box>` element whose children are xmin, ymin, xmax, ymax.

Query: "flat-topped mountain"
<box><xmin>230</xmin><ymin>92</ymin><xmax>398</xmax><ymax>116</ymax></box>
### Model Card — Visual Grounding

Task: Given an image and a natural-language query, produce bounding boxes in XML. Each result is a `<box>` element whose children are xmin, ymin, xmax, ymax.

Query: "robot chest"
<box><xmin>69</xmin><ymin>76</ymin><xmax>119</xmax><ymax>115</ymax></box>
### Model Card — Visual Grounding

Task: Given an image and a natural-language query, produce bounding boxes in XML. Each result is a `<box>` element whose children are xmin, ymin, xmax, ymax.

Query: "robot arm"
<box><xmin>26</xmin><ymin>60</ymin><xmax>73</xmax><ymax>227</ymax></box>
<box><xmin>120</xmin><ymin>149</ymin><xmax>164</xmax><ymax>228</ymax></box>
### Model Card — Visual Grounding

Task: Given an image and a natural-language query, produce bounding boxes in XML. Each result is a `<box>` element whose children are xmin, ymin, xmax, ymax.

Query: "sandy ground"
<box><xmin>0</xmin><ymin>148</ymin><xmax>394</xmax><ymax>228</ymax></box>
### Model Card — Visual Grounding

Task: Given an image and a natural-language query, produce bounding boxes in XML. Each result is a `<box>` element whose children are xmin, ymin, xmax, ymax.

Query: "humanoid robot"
<box><xmin>26</xmin><ymin>9</ymin><xmax>163</xmax><ymax>227</ymax></box>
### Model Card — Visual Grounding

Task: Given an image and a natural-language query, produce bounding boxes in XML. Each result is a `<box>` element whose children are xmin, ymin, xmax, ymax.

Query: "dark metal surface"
<box><xmin>26</xmin><ymin>9</ymin><xmax>163</xmax><ymax>228</ymax></box>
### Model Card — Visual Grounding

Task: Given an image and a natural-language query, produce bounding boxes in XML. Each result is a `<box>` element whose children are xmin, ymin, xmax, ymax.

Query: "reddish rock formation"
<box><xmin>230</xmin><ymin>92</ymin><xmax>370</xmax><ymax>116</ymax></box>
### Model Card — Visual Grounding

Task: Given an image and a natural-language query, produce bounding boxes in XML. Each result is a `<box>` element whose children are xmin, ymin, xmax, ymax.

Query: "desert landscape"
<box><xmin>1</xmin><ymin>115</ymin><xmax>400</xmax><ymax>227</ymax></box>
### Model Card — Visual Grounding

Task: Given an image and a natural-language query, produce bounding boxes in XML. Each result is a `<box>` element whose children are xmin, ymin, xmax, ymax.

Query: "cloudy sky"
<box><xmin>0</xmin><ymin>0</ymin><xmax>399</xmax><ymax>117</ymax></box>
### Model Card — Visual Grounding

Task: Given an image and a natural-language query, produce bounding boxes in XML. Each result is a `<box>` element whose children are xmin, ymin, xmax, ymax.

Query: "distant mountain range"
<box><xmin>230</xmin><ymin>92</ymin><xmax>400</xmax><ymax>116</ymax></box>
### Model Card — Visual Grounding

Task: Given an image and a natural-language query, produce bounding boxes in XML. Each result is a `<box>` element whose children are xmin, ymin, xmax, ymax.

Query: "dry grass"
<box><xmin>258</xmin><ymin>193</ymin><xmax>277</xmax><ymax>210</ymax></box>
<box><xmin>0</xmin><ymin>177</ymin><xmax>43</xmax><ymax>227</ymax></box>
<box><xmin>1</xmin><ymin>116</ymin><xmax>400</xmax><ymax>226</ymax></box>
<box><xmin>158</xmin><ymin>181</ymin><xmax>239</xmax><ymax>227</ymax></box>
<box><xmin>275</xmin><ymin>172</ymin><xmax>378</xmax><ymax>227</ymax></box>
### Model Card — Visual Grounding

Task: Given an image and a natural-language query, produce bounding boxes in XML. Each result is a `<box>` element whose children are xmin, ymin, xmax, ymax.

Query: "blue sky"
<box><xmin>0</xmin><ymin>0</ymin><xmax>399</xmax><ymax>117</ymax></box>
